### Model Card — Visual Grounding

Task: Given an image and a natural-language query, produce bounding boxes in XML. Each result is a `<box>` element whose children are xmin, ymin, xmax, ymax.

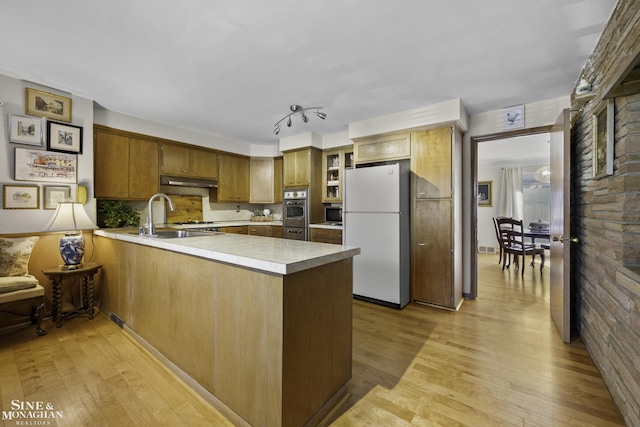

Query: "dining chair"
<box><xmin>492</xmin><ymin>216</ymin><xmax>511</xmax><ymax>265</ymax></box>
<box><xmin>496</xmin><ymin>217</ymin><xmax>545</xmax><ymax>275</ymax></box>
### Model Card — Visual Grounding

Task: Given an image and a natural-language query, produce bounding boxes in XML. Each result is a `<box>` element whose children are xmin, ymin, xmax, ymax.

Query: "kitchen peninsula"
<box><xmin>93</xmin><ymin>229</ymin><xmax>359</xmax><ymax>427</ymax></box>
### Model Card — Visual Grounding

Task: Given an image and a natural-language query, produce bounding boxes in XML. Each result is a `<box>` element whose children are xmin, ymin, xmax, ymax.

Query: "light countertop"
<box><xmin>170</xmin><ymin>220</ymin><xmax>283</xmax><ymax>228</ymax></box>
<box><xmin>94</xmin><ymin>228</ymin><xmax>359</xmax><ymax>275</ymax></box>
<box><xmin>309</xmin><ymin>223</ymin><xmax>343</xmax><ymax>230</ymax></box>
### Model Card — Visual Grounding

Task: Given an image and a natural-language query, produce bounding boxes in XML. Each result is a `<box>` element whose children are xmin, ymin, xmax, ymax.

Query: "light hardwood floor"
<box><xmin>0</xmin><ymin>254</ymin><xmax>625</xmax><ymax>426</ymax></box>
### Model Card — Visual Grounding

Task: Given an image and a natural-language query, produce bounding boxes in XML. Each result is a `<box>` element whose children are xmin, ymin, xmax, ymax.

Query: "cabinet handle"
<box><xmin>417</xmin><ymin>192</ymin><xmax>426</xmax><ymax>196</ymax></box>
<box><xmin>418</xmin><ymin>242</ymin><xmax>427</xmax><ymax>246</ymax></box>
<box><xmin>181</xmin><ymin>169</ymin><xmax>189</xmax><ymax>173</ymax></box>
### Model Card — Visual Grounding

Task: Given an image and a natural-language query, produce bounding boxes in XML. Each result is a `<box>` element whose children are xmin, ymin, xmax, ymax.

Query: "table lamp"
<box><xmin>42</xmin><ymin>202</ymin><xmax>98</xmax><ymax>267</ymax></box>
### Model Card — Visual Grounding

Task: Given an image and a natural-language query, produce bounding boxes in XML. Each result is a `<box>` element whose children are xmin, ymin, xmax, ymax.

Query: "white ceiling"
<box><xmin>0</xmin><ymin>1</ymin><xmax>615</xmax><ymax>146</ymax></box>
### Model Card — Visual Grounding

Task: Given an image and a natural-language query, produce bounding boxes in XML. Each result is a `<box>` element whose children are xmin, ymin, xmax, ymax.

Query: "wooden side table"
<box><xmin>42</xmin><ymin>262</ymin><xmax>102</xmax><ymax>328</ymax></box>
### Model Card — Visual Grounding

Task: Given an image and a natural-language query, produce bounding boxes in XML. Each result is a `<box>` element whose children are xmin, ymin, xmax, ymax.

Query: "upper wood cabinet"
<box><xmin>250</xmin><ymin>157</ymin><xmax>283</xmax><ymax>203</ymax></box>
<box><xmin>161</xmin><ymin>142</ymin><xmax>218</xmax><ymax>179</ymax></box>
<box><xmin>94</xmin><ymin>126</ymin><xmax>159</xmax><ymax>200</ymax></box>
<box><xmin>274</xmin><ymin>157</ymin><xmax>283</xmax><ymax>203</ymax></box>
<box><xmin>218</xmin><ymin>154</ymin><xmax>249</xmax><ymax>202</ymax></box>
<box><xmin>283</xmin><ymin>148</ymin><xmax>321</xmax><ymax>188</ymax></box>
<box><xmin>353</xmin><ymin>132</ymin><xmax>411</xmax><ymax>165</ymax></box>
<box><xmin>411</xmin><ymin>128</ymin><xmax>452</xmax><ymax>199</ymax></box>
<box><xmin>250</xmin><ymin>158</ymin><xmax>275</xmax><ymax>204</ymax></box>
<box><xmin>322</xmin><ymin>147</ymin><xmax>353</xmax><ymax>203</ymax></box>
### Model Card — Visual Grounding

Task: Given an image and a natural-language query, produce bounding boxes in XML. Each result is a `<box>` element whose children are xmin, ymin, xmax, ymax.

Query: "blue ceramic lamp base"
<box><xmin>60</xmin><ymin>232</ymin><xmax>85</xmax><ymax>266</ymax></box>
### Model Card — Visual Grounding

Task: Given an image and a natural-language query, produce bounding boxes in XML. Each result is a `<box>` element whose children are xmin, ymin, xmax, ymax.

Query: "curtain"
<box><xmin>498</xmin><ymin>167</ymin><xmax>523</xmax><ymax>219</ymax></box>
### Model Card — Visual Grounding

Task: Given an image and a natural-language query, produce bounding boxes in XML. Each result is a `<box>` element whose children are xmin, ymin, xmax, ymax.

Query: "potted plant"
<box><xmin>97</xmin><ymin>200</ymin><xmax>140</xmax><ymax>228</ymax></box>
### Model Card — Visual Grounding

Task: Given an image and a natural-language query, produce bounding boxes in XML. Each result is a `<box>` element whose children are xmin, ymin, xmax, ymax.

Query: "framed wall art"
<box><xmin>478</xmin><ymin>181</ymin><xmax>492</xmax><ymax>207</ymax></box>
<box><xmin>25</xmin><ymin>87</ymin><xmax>72</xmax><ymax>123</ymax></box>
<box><xmin>43</xmin><ymin>185</ymin><xmax>71</xmax><ymax>209</ymax></box>
<box><xmin>14</xmin><ymin>147</ymin><xmax>77</xmax><ymax>184</ymax></box>
<box><xmin>47</xmin><ymin>121</ymin><xmax>83</xmax><ymax>154</ymax></box>
<box><xmin>502</xmin><ymin>104</ymin><xmax>525</xmax><ymax>130</ymax></box>
<box><xmin>8</xmin><ymin>114</ymin><xmax>43</xmax><ymax>146</ymax></box>
<box><xmin>592</xmin><ymin>98</ymin><xmax>614</xmax><ymax>178</ymax></box>
<box><xmin>3</xmin><ymin>184</ymin><xmax>40</xmax><ymax>209</ymax></box>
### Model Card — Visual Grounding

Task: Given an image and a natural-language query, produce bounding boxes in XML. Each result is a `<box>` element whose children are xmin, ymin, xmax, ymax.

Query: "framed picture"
<box><xmin>14</xmin><ymin>147</ymin><xmax>77</xmax><ymax>184</ymax></box>
<box><xmin>47</xmin><ymin>121</ymin><xmax>83</xmax><ymax>154</ymax></box>
<box><xmin>25</xmin><ymin>87</ymin><xmax>72</xmax><ymax>123</ymax></box>
<box><xmin>593</xmin><ymin>99</ymin><xmax>614</xmax><ymax>178</ymax></box>
<box><xmin>8</xmin><ymin>114</ymin><xmax>43</xmax><ymax>146</ymax></box>
<box><xmin>478</xmin><ymin>181</ymin><xmax>492</xmax><ymax>207</ymax></box>
<box><xmin>502</xmin><ymin>104</ymin><xmax>525</xmax><ymax>130</ymax></box>
<box><xmin>43</xmin><ymin>185</ymin><xmax>71</xmax><ymax>209</ymax></box>
<box><xmin>3</xmin><ymin>184</ymin><xmax>40</xmax><ymax>209</ymax></box>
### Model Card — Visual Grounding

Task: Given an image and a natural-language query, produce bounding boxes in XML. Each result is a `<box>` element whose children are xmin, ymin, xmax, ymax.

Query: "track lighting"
<box><xmin>274</xmin><ymin>105</ymin><xmax>326</xmax><ymax>134</ymax></box>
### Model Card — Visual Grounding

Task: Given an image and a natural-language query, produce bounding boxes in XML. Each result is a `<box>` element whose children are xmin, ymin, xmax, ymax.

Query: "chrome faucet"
<box><xmin>144</xmin><ymin>193</ymin><xmax>174</xmax><ymax>237</ymax></box>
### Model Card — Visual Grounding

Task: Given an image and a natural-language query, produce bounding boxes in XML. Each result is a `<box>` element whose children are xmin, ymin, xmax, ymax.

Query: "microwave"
<box><xmin>325</xmin><ymin>206</ymin><xmax>342</xmax><ymax>223</ymax></box>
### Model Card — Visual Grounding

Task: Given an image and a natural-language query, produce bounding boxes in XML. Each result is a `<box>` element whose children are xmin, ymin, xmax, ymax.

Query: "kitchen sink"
<box><xmin>130</xmin><ymin>230</ymin><xmax>218</xmax><ymax>239</ymax></box>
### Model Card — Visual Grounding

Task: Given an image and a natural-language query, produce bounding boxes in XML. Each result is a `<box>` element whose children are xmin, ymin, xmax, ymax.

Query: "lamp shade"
<box><xmin>43</xmin><ymin>202</ymin><xmax>97</xmax><ymax>266</ymax></box>
<box><xmin>43</xmin><ymin>202</ymin><xmax>97</xmax><ymax>232</ymax></box>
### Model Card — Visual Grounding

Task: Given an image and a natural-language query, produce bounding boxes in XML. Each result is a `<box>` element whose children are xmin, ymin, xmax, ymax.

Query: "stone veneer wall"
<box><xmin>571</xmin><ymin>1</ymin><xmax>640</xmax><ymax>425</ymax></box>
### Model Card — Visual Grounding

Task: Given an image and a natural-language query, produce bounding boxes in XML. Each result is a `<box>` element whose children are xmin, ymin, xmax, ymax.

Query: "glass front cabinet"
<box><xmin>322</xmin><ymin>147</ymin><xmax>354</xmax><ymax>203</ymax></box>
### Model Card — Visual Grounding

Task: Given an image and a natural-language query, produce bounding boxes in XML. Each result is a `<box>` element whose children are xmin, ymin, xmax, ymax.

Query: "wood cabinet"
<box><xmin>219</xmin><ymin>226</ymin><xmax>248</xmax><ymax>235</ymax></box>
<box><xmin>410</xmin><ymin>126</ymin><xmax>463</xmax><ymax>310</ymax></box>
<box><xmin>322</xmin><ymin>147</ymin><xmax>353</xmax><ymax>203</ymax></box>
<box><xmin>310</xmin><ymin>227</ymin><xmax>343</xmax><ymax>244</ymax></box>
<box><xmin>161</xmin><ymin>142</ymin><xmax>217</xmax><ymax>179</ymax></box>
<box><xmin>249</xmin><ymin>157</ymin><xmax>282</xmax><ymax>203</ymax></box>
<box><xmin>353</xmin><ymin>131</ymin><xmax>411</xmax><ymax>164</ymax></box>
<box><xmin>412</xmin><ymin>129</ymin><xmax>452</xmax><ymax>199</ymax></box>
<box><xmin>283</xmin><ymin>148</ymin><xmax>324</xmax><ymax>224</ymax></box>
<box><xmin>271</xmin><ymin>225</ymin><xmax>282</xmax><ymax>238</ymax></box>
<box><xmin>248</xmin><ymin>225</ymin><xmax>281</xmax><ymax>238</ymax></box>
<box><xmin>94</xmin><ymin>126</ymin><xmax>159</xmax><ymax>199</ymax></box>
<box><xmin>217</xmin><ymin>154</ymin><xmax>249</xmax><ymax>202</ymax></box>
<box><xmin>283</xmin><ymin>148</ymin><xmax>321</xmax><ymax>188</ymax></box>
<box><xmin>274</xmin><ymin>157</ymin><xmax>283</xmax><ymax>203</ymax></box>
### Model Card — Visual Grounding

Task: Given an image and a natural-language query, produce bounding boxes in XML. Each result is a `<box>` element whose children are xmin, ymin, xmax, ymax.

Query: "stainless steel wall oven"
<box><xmin>283</xmin><ymin>188</ymin><xmax>309</xmax><ymax>240</ymax></box>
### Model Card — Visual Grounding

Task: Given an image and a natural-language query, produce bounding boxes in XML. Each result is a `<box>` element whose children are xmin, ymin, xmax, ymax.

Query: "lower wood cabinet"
<box><xmin>248</xmin><ymin>225</ymin><xmax>270</xmax><ymax>237</ymax></box>
<box><xmin>310</xmin><ymin>228</ymin><xmax>343</xmax><ymax>244</ymax></box>
<box><xmin>249</xmin><ymin>225</ymin><xmax>282</xmax><ymax>238</ymax></box>
<box><xmin>411</xmin><ymin>199</ymin><xmax>453</xmax><ymax>306</ymax></box>
<box><xmin>219</xmin><ymin>226</ymin><xmax>248</xmax><ymax>235</ymax></box>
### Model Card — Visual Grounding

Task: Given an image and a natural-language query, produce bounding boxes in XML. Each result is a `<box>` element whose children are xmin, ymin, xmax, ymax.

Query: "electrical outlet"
<box><xmin>236</xmin><ymin>205</ymin><xmax>240</xmax><ymax>212</ymax></box>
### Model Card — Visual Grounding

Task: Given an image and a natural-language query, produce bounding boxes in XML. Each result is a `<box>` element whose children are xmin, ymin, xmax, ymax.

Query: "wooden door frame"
<box><xmin>469</xmin><ymin>125</ymin><xmax>553</xmax><ymax>299</ymax></box>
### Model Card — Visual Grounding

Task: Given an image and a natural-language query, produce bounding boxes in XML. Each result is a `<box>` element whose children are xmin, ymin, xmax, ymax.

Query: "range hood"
<box><xmin>161</xmin><ymin>175</ymin><xmax>218</xmax><ymax>188</ymax></box>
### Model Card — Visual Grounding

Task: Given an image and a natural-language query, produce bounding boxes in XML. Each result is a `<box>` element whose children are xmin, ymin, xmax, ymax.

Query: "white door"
<box><xmin>549</xmin><ymin>109</ymin><xmax>572</xmax><ymax>343</ymax></box>
<box><xmin>345</xmin><ymin>212</ymin><xmax>400</xmax><ymax>304</ymax></box>
<box><xmin>345</xmin><ymin>164</ymin><xmax>400</xmax><ymax>213</ymax></box>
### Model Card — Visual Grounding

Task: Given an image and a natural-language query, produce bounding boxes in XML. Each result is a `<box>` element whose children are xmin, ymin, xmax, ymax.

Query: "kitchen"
<box><xmin>1</xmin><ymin>1</ymin><xmax>636</xmax><ymax>426</ymax></box>
<box><xmin>0</xmin><ymin>77</ymin><xmax>466</xmax><ymax>425</ymax></box>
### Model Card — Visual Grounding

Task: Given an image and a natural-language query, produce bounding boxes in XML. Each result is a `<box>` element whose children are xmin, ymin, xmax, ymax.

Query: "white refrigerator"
<box><xmin>344</xmin><ymin>163</ymin><xmax>410</xmax><ymax>308</ymax></box>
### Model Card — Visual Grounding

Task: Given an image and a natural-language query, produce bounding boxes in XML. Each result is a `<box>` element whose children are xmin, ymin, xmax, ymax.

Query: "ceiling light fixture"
<box><xmin>534</xmin><ymin>165</ymin><xmax>551</xmax><ymax>183</ymax></box>
<box><xmin>274</xmin><ymin>105</ymin><xmax>326</xmax><ymax>135</ymax></box>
